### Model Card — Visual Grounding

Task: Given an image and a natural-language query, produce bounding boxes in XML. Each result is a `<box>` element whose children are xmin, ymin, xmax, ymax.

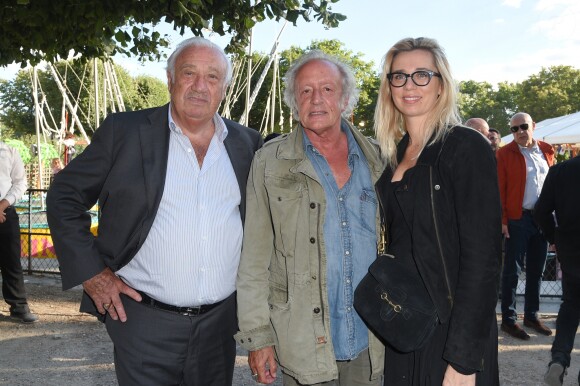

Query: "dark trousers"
<box><xmin>105</xmin><ymin>292</ymin><xmax>238</xmax><ymax>386</ymax></box>
<box><xmin>0</xmin><ymin>206</ymin><xmax>28</xmax><ymax>313</ymax></box>
<box><xmin>501</xmin><ymin>212</ymin><xmax>548</xmax><ymax>324</ymax></box>
<box><xmin>551</xmin><ymin>270</ymin><xmax>580</xmax><ymax>368</ymax></box>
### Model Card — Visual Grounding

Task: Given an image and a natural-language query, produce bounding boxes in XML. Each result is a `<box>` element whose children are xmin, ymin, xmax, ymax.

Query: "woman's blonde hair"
<box><xmin>374</xmin><ymin>37</ymin><xmax>461</xmax><ymax>168</ymax></box>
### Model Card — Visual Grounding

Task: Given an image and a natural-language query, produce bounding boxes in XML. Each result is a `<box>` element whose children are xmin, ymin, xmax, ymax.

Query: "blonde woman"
<box><xmin>372</xmin><ymin>37</ymin><xmax>500</xmax><ymax>385</ymax></box>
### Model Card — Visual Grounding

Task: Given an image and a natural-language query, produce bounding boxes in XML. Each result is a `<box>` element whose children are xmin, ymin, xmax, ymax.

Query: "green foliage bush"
<box><xmin>4</xmin><ymin>138</ymin><xmax>31</xmax><ymax>163</ymax></box>
<box><xmin>39</xmin><ymin>142</ymin><xmax>60</xmax><ymax>164</ymax></box>
<box><xmin>3</xmin><ymin>137</ymin><xmax>59</xmax><ymax>165</ymax></box>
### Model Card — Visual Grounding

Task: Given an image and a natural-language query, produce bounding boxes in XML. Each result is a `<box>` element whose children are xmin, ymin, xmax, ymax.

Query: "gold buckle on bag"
<box><xmin>380</xmin><ymin>291</ymin><xmax>402</xmax><ymax>313</ymax></box>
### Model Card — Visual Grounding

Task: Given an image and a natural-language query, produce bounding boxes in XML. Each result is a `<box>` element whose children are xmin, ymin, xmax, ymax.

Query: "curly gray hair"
<box><xmin>283</xmin><ymin>50</ymin><xmax>359</xmax><ymax>121</ymax></box>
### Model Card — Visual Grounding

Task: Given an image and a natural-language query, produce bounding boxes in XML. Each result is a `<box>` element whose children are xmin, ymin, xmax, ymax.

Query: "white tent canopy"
<box><xmin>502</xmin><ymin>110</ymin><xmax>580</xmax><ymax>145</ymax></box>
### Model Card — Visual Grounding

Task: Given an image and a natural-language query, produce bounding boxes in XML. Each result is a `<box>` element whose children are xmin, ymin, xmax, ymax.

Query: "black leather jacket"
<box><xmin>376</xmin><ymin>126</ymin><xmax>501</xmax><ymax>371</ymax></box>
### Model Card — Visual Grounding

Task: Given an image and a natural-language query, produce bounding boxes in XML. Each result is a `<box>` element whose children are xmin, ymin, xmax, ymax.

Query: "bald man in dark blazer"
<box><xmin>47</xmin><ymin>37</ymin><xmax>262</xmax><ymax>386</ymax></box>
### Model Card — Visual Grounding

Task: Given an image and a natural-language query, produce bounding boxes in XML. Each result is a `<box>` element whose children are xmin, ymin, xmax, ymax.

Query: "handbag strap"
<box><xmin>377</xmin><ymin>195</ymin><xmax>388</xmax><ymax>255</ymax></box>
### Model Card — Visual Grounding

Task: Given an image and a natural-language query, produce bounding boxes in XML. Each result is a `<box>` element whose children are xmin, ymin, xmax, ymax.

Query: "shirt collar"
<box><xmin>303</xmin><ymin>121</ymin><xmax>360</xmax><ymax>160</ymax></box>
<box><xmin>167</xmin><ymin>104</ymin><xmax>228</xmax><ymax>141</ymax></box>
<box><xmin>518</xmin><ymin>139</ymin><xmax>539</xmax><ymax>152</ymax></box>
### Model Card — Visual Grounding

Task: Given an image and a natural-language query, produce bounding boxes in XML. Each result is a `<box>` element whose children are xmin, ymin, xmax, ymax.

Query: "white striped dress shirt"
<box><xmin>117</xmin><ymin>108</ymin><xmax>243</xmax><ymax>306</ymax></box>
<box><xmin>0</xmin><ymin>141</ymin><xmax>28</xmax><ymax>205</ymax></box>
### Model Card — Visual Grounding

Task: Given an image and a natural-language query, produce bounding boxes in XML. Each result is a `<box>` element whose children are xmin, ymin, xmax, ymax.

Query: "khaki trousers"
<box><xmin>282</xmin><ymin>349</ymin><xmax>381</xmax><ymax>386</ymax></box>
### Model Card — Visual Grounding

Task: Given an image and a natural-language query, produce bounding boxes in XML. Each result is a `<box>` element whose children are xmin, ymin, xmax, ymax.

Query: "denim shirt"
<box><xmin>304</xmin><ymin>127</ymin><xmax>378</xmax><ymax>360</ymax></box>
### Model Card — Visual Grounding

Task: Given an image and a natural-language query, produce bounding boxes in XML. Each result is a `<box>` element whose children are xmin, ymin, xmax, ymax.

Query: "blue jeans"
<box><xmin>501</xmin><ymin>212</ymin><xmax>548</xmax><ymax>324</ymax></box>
<box><xmin>551</xmin><ymin>271</ymin><xmax>580</xmax><ymax>368</ymax></box>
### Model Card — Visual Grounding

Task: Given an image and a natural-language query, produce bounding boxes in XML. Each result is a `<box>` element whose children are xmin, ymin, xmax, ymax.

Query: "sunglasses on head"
<box><xmin>510</xmin><ymin>123</ymin><xmax>530</xmax><ymax>133</ymax></box>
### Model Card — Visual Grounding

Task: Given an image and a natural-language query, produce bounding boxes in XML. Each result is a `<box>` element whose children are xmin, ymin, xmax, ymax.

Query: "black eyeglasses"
<box><xmin>387</xmin><ymin>70</ymin><xmax>442</xmax><ymax>87</ymax></box>
<box><xmin>510</xmin><ymin>123</ymin><xmax>530</xmax><ymax>133</ymax></box>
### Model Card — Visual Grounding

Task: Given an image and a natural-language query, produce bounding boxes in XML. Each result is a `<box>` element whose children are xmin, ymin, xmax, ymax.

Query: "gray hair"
<box><xmin>282</xmin><ymin>50</ymin><xmax>359</xmax><ymax>120</ymax></box>
<box><xmin>166</xmin><ymin>36</ymin><xmax>233</xmax><ymax>87</ymax></box>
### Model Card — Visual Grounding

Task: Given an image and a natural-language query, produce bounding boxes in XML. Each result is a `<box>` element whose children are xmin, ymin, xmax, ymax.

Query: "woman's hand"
<box><xmin>442</xmin><ymin>364</ymin><xmax>475</xmax><ymax>386</ymax></box>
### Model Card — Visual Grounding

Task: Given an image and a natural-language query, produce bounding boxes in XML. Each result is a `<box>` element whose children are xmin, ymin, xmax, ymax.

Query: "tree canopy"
<box><xmin>0</xmin><ymin>0</ymin><xmax>345</xmax><ymax>67</ymax></box>
<box><xmin>459</xmin><ymin>65</ymin><xmax>580</xmax><ymax>135</ymax></box>
<box><xmin>0</xmin><ymin>60</ymin><xmax>169</xmax><ymax>136</ymax></box>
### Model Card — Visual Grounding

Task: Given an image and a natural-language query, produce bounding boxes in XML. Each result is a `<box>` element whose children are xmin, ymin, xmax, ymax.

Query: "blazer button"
<box><xmin>310</xmin><ymin>202</ymin><xmax>316</xmax><ymax>209</ymax></box>
<box><xmin>310</xmin><ymin>237</ymin><xmax>316</xmax><ymax>244</ymax></box>
<box><xmin>313</xmin><ymin>307</ymin><xmax>321</xmax><ymax>314</ymax></box>
<box><xmin>434</xmin><ymin>184</ymin><xmax>441</xmax><ymax>190</ymax></box>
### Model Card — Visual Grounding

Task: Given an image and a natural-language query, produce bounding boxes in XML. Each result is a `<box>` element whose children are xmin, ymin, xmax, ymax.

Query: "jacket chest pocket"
<box><xmin>265</xmin><ymin>179</ymin><xmax>304</xmax><ymax>257</ymax></box>
<box><xmin>359</xmin><ymin>188</ymin><xmax>378</xmax><ymax>234</ymax></box>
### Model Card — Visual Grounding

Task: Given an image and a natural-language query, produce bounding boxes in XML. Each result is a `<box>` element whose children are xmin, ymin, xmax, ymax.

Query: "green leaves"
<box><xmin>0</xmin><ymin>0</ymin><xmax>345</xmax><ymax>66</ymax></box>
<box><xmin>458</xmin><ymin>66</ymin><xmax>580</xmax><ymax>135</ymax></box>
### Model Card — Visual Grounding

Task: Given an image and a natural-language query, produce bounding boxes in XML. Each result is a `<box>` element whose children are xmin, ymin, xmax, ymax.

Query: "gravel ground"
<box><xmin>0</xmin><ymin>274</ymin><xmax>578</xmax><ymax>386</ymax></box>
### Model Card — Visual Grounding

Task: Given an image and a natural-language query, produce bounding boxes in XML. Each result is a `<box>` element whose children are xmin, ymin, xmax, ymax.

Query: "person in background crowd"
<box><xmin>488</xmin><ymin>128</ymin><xmax>501</xmax><ymax>152</ymax></box>
<box><xmin>235</xmin><ymin>50</ymin><xmax>384</xmax><ymax>386</ymax></box>
<box><xmin>47</xmin><ymin>37</ymin><xmax>262</xmax><ymax>385</ymax></box>
<box><xmin>373</xmin><ymin>37</ymin><xmax>500</xmax><ymax>385</ymax></box>
<box><xmin>465</xmin><ymin>117</ymin><xmax>490</xmax><ymax>137</ymax></box>
<box><xmin>497</xmin><ymin>112</ymin><xmax>555</xmax><ymax>341</ymax></box>
<box><xmin>263</xmin><ymin>132</ymin><xmax>281</xmax><ymax>143</ymax></box>
<box><xmin>50</xmin><ymin>158</ymin><xmax>64</xmax><ymax>179</ymax></box>
<box><xmin>0</xmin><ymin>140</ymin><xmax>38</xmax><ymax>323</ymax></box>
<box><xmin>534</xmin><ymin>155</ymin><xmax>580</xmax><ymax>386</ymax></box>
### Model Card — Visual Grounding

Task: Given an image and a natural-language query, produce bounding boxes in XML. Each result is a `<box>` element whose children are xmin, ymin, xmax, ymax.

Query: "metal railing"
<box><xmin>18</xmin><ymin>189</ymin><xmax>61</xmax><ymax>274</ymax></box>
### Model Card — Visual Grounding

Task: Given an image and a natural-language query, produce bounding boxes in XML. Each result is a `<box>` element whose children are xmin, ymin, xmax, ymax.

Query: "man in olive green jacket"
<box><xmin>235</xmin><ymin>51</ymin><xmax>384</xmax><ymax>385</ymax></box>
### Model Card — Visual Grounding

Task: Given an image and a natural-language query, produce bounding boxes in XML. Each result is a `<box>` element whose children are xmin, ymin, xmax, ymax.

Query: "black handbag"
<box><xmin>354</xmin><ymin>250</ymin><xmax>439</xmax><ymax>352</ymax></box>
<box><xmin>354</xmin><ymin>208</ymin><xmax>443</xmax><ymax>353</ymax></box>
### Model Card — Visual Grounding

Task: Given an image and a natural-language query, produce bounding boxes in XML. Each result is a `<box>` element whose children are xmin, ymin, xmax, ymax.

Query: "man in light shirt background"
<box><xmin>496</xmin><ymin>112</ymin><xmax>554</xmax><ymax>341</ymax></box>
<box><xmin>0</xmin><ymin>140</ymin><xmax>38</xmax><ymax>323</ymax></box>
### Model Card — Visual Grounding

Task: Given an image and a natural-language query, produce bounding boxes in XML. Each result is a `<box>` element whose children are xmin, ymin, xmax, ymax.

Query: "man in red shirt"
<box><xmin>497</xmin><ymin>112</ymin><xmax>554</xmax><ymax>340</ymax></box>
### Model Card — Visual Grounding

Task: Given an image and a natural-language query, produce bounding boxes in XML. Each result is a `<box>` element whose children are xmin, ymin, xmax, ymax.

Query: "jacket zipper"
<box><xmin>429</xmin><ymin>166</ymin><xmax>454</xmax><ymax>307</ymax></box>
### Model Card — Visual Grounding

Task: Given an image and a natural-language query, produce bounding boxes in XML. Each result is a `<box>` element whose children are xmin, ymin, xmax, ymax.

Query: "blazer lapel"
<box><xmin>138</xmin><ymin>105</ymin><xmax>170</xmax><ymax>235</ymax></box>
<box><xmin>223</xmin><ymin>123</ymin><xmax>253</xmax><ymax>221</ymax></box>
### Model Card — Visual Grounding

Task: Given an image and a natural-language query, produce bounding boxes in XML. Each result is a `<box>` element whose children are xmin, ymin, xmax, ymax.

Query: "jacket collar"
<box><xmin>277</xmin><ymin>118</ymin><xmax>383</xmax><ymax>180</ymax></box>
<box><xmin>397</xmin><ymin>130</ymin><xmax>450</xmax><ymax>168</ymax></box>
<box><xmin>505</xmin><ymin>138</ymin><xmax>555</xmax><ymax>156</ymax></box>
